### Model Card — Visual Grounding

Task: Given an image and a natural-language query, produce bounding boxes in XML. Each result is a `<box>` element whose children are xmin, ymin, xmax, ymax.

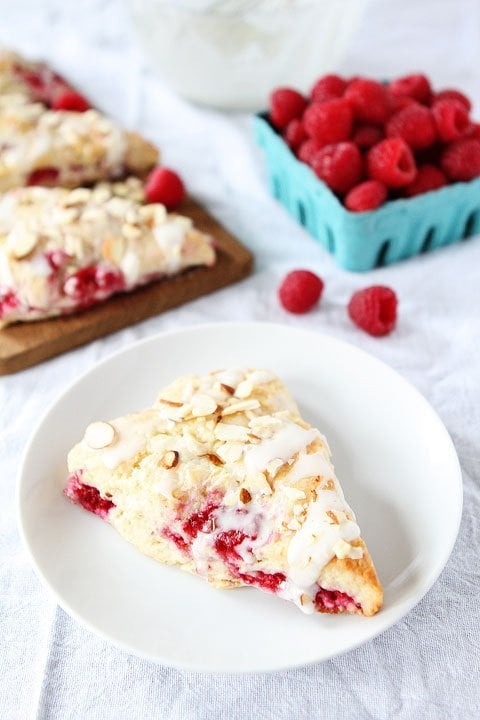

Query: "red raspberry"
<box><xmin>344</xmin><ymin>180</ymin><xmax>387</xmax><ymax>212</ymax></box>
<box><xmin>434</xmin><ymin>89</ymin><xmax>471</xmax><ymax>112</ymax></box>
<box><xmin>311</xmin><ymin>74</ymin><xmax>347</xmax><ymax>103</ymax></box>
<box><xmin>144</xmin><ymin>166</ymin><xmax>186</xmax><ymax>208</ymax></box>
<box><xmin>471</xmin><ymin>123</ymin><xmax>480</xmax><ymax>141</ymax></box>
<box><xmin>348</xmin><ymin>286</ymin><xmax>398</xmax><ymax>337</ymax></box>
<box><xmin>403</xmin><ymin>164</ymin><xmax>447</xmax><ymax>197</ymax></box>
<box><xmin>352</xmin><ymin>123</ymin><xmax>384</xmax><ymax>149</ymax></box>
<box><xmin>388</xmin><ymin>74</ymin><xmax>432</xmax><ymax>104</ymax></box>
<box><xmin>367</xmin><ymin>138</ymin><xmax>417</xmax><ymax>188</ymax></box>
<box><xmin>344</xmin><ymin>78</ymin><xmax>391</xmax><ymax>125</ymax></box>
<box><xmin>297</xmin><ymin>138</ymin><xmax>323</xmax><ymax>165</ymax></box>
<box><xmin>51</xmin><ymin>90</ymin><xmax>91</xmax><ymax>112</ymax></box>
<box><xmin>432</xmin><ymin>99</ymin><xmax>471</xmax><ymax>142</ymax></box>
<box><xmin>283</xmin><ymin>119</ymin><xmax>307</xmax><ymax>150</ymax></box>
<box><xmin>303</xmin><ymin>99</ymin><xmax>353</xmax><ymax>145</ymax></box>
<box><xmin>269</xmin><ymin>88</ymin><xmax>307</xmax><ymax>130</ymax></box>
<box><xmin>441</xmin><ymin>138</ymin><xmax>480</xmax><ymax>182</ymax></box>
<box><xmin>388</xmin><ymin>93</ymin><xmax>417</xmax><ymax>113</ymax></box>
<box><xmin>386</xmin><ymin>103</ymin><xmax>436</xmax><ymax>150</ymax></box>
<box><xmin>311</xmin><ymin>142</ymin><xmax>362</xmax><ymax>194</ymax></box>
<box><xmin>278</xmin><ymin>270</ymin><xmax>324</xmax><ymax>314</ymax></box>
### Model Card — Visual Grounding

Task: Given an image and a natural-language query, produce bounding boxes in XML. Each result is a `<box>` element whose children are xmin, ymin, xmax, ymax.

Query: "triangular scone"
<box><xmin>0</xmin><ymin>182</ymin><xmax>215</xmax><ymax>326</ymax></box>
<box><xmin>0</xmin><ymin>95</ymin><xmax>158</xmax><ymax>192</ymax></box>
<box><xmin>65</xmin><ymin>369</ymin><xmax>383</xmax><ymax>616</ymax></box>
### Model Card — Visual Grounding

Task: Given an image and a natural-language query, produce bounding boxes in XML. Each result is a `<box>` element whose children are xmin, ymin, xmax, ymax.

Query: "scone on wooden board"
<box><xmin>65</xmin><ymin>368</ymin><xmax>383</xmax><ymax>617</ymax></box>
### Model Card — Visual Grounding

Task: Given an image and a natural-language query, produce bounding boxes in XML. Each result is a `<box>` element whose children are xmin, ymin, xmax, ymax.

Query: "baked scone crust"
<box><xmin>65</xmin><ymin>369</ymin><xmax>383</xmax><ymax>617</ymax></box>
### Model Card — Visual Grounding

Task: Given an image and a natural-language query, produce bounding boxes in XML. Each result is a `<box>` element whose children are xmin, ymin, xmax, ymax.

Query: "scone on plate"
<box><xmin>0</xmin><ymin>181</ymin><xmax>215</xmax><ymax>326</ymax></box>
<box><xmin>0</xmin><ymin>49</ymin><xmax>158</xmax><ymax>191</ymax></box>
<box><xmin>65</xmin><ymin>368</ymin><xmax>383</xmax><ymax>617</ymax></box>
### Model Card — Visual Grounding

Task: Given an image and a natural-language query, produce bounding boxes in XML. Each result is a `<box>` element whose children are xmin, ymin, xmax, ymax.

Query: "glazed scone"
<box><xmin>0</xmin><ymin>181</ymin><xmax>215</xmax><ymax>326</ymax></box>
<box><xmin>0</xmin><ymin>48</ymin><xmax>79</xmax><ymax>102</ymax></box>
<box><xmin>65</xmin><ymin>369</ymin><xmax>383</xmax><ymax>617</ymax></box>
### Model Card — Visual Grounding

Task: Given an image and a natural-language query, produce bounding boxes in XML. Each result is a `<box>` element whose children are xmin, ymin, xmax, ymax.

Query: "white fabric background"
<box><xmin>1</xmin><ymin>1</ymin><xmax>480</xmax><ymax>718</ymax></box>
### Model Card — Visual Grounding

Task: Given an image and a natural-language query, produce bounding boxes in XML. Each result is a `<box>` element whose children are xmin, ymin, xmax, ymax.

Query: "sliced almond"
<box><xmin>161</xmin><ymin>450</ymin><xmax>179</xmax><ymax>469</ymax></box>
<box><xmin>122</xmin><ymin>223</ymin><xmax>142</xmax><ymax>239</ymax></box>
<box><xmin>216</xmin><ymin>441</ymin><xmax>244</xmax><ymax>464</ymax></box>
<box><xmin>266</xmin><ymin>458</ymin><xmax>284</xmax><ymax>477</ymax></box>
<box><xmin>102</xmin><ymin>235</ymin><xmax>126</xmax><ymax>263</ymax></box>
<box><xmin>220</xmin><ymin>383</ymin><xmax>235</xmax><ymax>395</ymax></box>
<box><xmin>300</xmin><ymin>593</ymin><xmax>310</xmax><ymax>607</ymax></box>
<box><xmin>10</xmin><ymin>232</ymin><xmax>37</xmax><ymax>260</ymax></box>
<box><xmin>191</xmin><ymin>393</ymin><xmax>218</xmax><ymax>417</ymax></box>
<box><xmin>247</xmin><ymin>433</ymin><xmax>261</xmax><ymax>444</ymax></box>
<box><xmin>84</xmin><ymin>421</ymin><xmax>115</xmax><ymax>449</ymax></box>
<box><xmin>214</xmin><ymin>423</ymin><xmax>250</xmax><ymax>442</ymax></box>
<box><xmin>239</xmin><ymin>488</ymin><xmax>252</xmax><ymax>504</ymax></box>
<box><xmin>283</xmin><ymin>486</ymin><xmax>306</xmax><ymax>501</ymax></box>
<box><xmin>287</xmin><ymin>518</ymin><xmax>301</xmax><ymax>531</ymax></box>
<box><xmin>159</xmin><ymin>399</ymin><xmax>183</xmax><ymax>408</ymax></box>
<box><xmin>326</xmin><ymin>510</ymin><xmax>339</xmax><ymax>524</ymax></box>
<box><xmin>235</xmin><ymin>379</ymin><xmax>253</xmax><ymax>399</ymax></box>
<box><xmin>200</xmin><ymin>453</ymin><xmax>224</xmax><ymax>466</ymax></box>
<box><xmin>221</xmin><ymin>399</ymin><xmax>260</xmax><ymax>416</ymax></box>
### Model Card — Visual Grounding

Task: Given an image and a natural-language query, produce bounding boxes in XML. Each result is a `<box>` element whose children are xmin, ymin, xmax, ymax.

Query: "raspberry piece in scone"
<box><xmin>65</xmin><ymin>368</ymin><xmax>384</xmax><ymax>616</ymax></box>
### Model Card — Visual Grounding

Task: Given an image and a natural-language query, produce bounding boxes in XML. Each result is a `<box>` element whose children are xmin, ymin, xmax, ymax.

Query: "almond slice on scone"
<box><xmin>65</xmin><ymin>368</ymin><xmax>383</xmax><ymax>617</ymax></box>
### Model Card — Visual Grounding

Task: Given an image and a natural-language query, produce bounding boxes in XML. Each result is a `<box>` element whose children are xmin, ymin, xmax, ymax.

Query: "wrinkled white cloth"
<box><xmin>1</xmin><ymin>1</ymin><xmax>480</xmax><ymax>718</ymax></box>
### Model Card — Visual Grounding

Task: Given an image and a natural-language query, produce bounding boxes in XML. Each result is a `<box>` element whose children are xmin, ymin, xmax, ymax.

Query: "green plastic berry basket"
<box><xmin>254</xmin><ymin>113</ymin><xmax>480</xmax><ymax>272</ymax></box>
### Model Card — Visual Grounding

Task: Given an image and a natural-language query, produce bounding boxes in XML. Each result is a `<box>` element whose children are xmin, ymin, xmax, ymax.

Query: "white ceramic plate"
<box><xmin>17</xmin><ymin>323</ymin><xmax>462</xmax><ymax>672</ymax></box>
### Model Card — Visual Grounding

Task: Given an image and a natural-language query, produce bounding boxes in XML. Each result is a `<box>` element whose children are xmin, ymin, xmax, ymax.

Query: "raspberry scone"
<box><xmin>0</xmin><ymin>181</ymin><xmax>215</xmax><ymax>326</ymax></box>
<box><xmin>0</xmin><ymin>48</ymin><xmax>89</xmax><ymax>108</ymax></box>
<box><xmin>65</xmin><ymin>369</ymin><xmax>383</xmax><ymax>617</ymax></box>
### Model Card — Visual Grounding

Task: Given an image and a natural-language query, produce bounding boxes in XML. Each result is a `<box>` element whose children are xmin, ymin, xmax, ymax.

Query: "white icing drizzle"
<box><xmin>244</xmin><ymin>421</ymin><xmax>318</xmax><ymax>475</ymax></box>
<box><xmin>287</xmin><ymin>450</ymin><xmax>334</xmax><ymax>484</ymax></box>
<box><xmin>154</xmin><ymin>222</ymin><xmax>185</xmax><ymax>272</ymax></box>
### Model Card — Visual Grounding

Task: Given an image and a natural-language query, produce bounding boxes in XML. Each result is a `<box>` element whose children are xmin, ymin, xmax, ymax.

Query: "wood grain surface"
<box><xmin>0</xmin><ymin>199</ymin><xmax>253</xmax><ymax>375</ymax></box>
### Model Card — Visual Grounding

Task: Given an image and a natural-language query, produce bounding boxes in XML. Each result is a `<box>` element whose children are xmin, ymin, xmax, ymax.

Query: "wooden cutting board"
<box><xmin>0</xmin><ymin>199</ymin><xmax>253</xmax><ymax>375</ymax></box>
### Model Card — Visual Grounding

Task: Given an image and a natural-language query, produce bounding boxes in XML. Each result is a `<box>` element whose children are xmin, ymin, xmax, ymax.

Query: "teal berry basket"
<box><xmin>253</xmin><ymin>113</ymin><xmax>480</xmax><ymax>272</ymax></box>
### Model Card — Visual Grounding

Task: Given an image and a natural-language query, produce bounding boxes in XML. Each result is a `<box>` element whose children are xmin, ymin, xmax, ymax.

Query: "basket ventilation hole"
<box><xmin>375</xmin><ymin>240</ymin><xmax>390</xmax><ymax>267</ymax></box>
<box><xmin>297</xmin><ymin>201</ymin><xmax>307</xmax><ymax>227</ymax></box>
<box><xmin>420</xmin><ymin>228</ymin><xmax>435</xmax><ymax>254</ymax></box>
<box><xmin>326</xmin><ymin>227</ymin><xmax>335</xmax><ymax>253</ymax></box>
<box><xmin>462</xmin><ymin>211</ymin><xmax>478</xmax><ymax>239</ymax></box>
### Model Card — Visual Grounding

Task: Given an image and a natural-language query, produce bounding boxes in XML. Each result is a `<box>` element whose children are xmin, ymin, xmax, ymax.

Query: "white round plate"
<box><xmin>17</xmin><ymin>323</ymin><xmax>462</xmax><ymax>672</ymax></box>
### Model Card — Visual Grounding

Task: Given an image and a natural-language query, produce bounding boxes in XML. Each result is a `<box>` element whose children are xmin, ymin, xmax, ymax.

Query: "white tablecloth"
<box><xmin>1</xmin><ymin>1</ymin><xmax>480</xmax><ymax>718</ymax></box>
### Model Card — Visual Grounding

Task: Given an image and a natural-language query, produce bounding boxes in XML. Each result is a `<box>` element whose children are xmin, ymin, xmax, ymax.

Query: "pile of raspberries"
<box><xmin>268</xmin><ymin>74</ymin><xmax>480</xmax><ymax>212</ymax></box>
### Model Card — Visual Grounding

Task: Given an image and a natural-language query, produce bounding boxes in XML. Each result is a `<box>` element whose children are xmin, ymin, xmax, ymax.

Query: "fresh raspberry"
<box><xmin>51</xmin><ymin>90</ymin><xmax>91</xmax><ymax>112</ymax></box>
<box><xmin>344</xmin><ymin>180</ymin><xmax>387</xmax><ymax>212</ymax></box>
<box><xmin>367</xmin><ymin>138</ymin><xmax>417</xmax><ymax>188</ymax></box>
<box><xmin>310</xmin><ymin>74</ymin><xmax>347</xmax><ymax>103</ymax></box>
<box><xmin>432</xmin><ymin>99</ymin><xmax>471</xmax><ymax>142</ymax></box>
<box><xmin>386</xmin><ymin>103</ymin><xmax>436</xmax><ymax>150</ymax></box>
<box><xmin>344</xmin><ymin>78</ymin><xmax>391</xmax><ymax>125</ymax></box>
<box><xmin>303</xmin><ymin>99</ymin><xmax>353</xmax><ymax>145</ymax></box>
<box><xmin>283</xmin><ymin>118</ymin><xmax>307</xmax><ymax>150</ymax></box>
<box><xmin>269</xmin><ymin>87</ymin><xmax>307</xmax><ymax>129</ymax></box>
<box><xmin>434</xmin><ymin>89</ymin><xmax>471</xmax><ymax>112</ymax></box>
<box><xmin>403</xmin><ymin>164</ymin><xmax>447</xmax><ymax>197</ymax></box>
<box><xmin>144</xmin><ymin>166</ymin><xmax>186</xmax><ymax>208</ymax></box>
<box><xmin>388</xmin><ymin>74</ymin><xmax>432</xmax><ymax>104</ymax></box>
<box><xmin>297</xmin><ymin>138</ymin><xmax>323</xmax><ymax>165</ymax></box>
<box><xmin>388</xmin><ymin>93</ymin><xmax>417</xmax><ymax>113</ymax></box>
<box><xmin>441</xmin><ymin>138</ymin><xmax>480</xmax><ymax>181</ymax></box>
<box><xmin>470</xmin><ymin>123</ymin><xmax>480</xmax><ymax>141</ymax></box>
<box><xmin>348</xmin><ymin>286</ymin><xmax>398</xmax><ymax>337</ymax></box>
<box><xmin>311</xmin><ymin>142</ymin><xmax>362</xmax><ymax>194</ymax></box>
<box><xmin>352</xmin><ymin>123</ymin><xmax>384</xmax><ymax>149</ymax></box>
<box><xmin>278</xmin><ymin>270</ymin><xmax>324</xmax><ymax>314</ymax></box>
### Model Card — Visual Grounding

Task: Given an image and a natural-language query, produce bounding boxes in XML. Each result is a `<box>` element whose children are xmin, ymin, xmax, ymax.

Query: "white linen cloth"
<box><xmin>1</xmin><ymin>0</ymin><xmax>480</xmax><ymax>718</ymax></box>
